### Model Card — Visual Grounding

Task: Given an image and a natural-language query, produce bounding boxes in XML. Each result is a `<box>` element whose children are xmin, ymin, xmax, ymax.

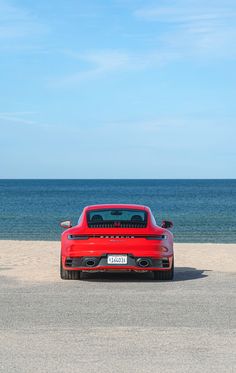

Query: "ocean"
<box><xmin>0</xmin><ymin>179</ymin><xmax>235</xmax><ymax>242</ymax></box>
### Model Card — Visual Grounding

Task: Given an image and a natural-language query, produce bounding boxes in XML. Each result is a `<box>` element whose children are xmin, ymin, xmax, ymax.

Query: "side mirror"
<box><xmin>60</xmin><ymin>220</ymin><xmax>72</xmax><ymax>229</ymax></box>
<box><xmin>161</xmin><ymin>220</ymin><xmax>173</xmax><ymax>229</ymax></box>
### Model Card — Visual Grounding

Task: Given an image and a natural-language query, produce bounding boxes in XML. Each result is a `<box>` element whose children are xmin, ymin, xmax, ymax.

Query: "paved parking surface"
<box><xmin>0</xmin><ymin>267</ymin><xmax>236</xmax><ymax>373</ymax></box>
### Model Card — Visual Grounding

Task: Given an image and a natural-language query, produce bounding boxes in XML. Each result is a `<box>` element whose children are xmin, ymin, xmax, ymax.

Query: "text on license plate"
<box><xmin>107</xmin><ymin>255</ymin><xmax>128</xmax><ymax>264</ymax></box>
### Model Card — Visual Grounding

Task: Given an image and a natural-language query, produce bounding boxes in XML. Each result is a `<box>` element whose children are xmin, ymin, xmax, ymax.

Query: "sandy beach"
<box><xmin>1</xmin><ymin>241</ymin><xmax>236</xmax><ymax>373</ymax></box>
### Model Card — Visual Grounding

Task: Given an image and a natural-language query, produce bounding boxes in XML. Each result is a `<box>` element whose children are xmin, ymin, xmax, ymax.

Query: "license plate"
<box><xmin>107</xmin><ymin>255</ymin><xmax>128</xmax><ymax>264</ymax></box>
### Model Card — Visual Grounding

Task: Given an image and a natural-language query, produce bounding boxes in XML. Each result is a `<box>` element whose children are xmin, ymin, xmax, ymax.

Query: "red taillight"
<box><xmin>146</xmin><ymin>235</ymin><xmax>167</xmax><ymax>240</ymax></box>
<box><xmin>68</xmin><ymin>235</ymin><xmax>89</xmax><ymax>240</ymax></box>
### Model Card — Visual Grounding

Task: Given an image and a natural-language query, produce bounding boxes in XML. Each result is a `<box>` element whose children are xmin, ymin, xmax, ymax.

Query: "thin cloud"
<box><xmin>0</xmin><ymin>111</ymin><xmax>36</xmax><ymax>116</ymax></box>
<box><xmin>0</xmin><ymin>112</ymin><xmax>53</xmax><ymax>129</ymax></box>
<box><xmin>53</xmin><ymin>50</ymin><xmax>137</xmax><ymax>84</ymax></box>
<box><xmin>51</xmin><ymin>48</ymin><xmax>177</xmax><ymax>86</ymax></box>
<box><xmin>0</xmin><ymin>0</ymin><xmax>48</xmax><ymax>53</ymax></box>
<box><xmin>134</xmin><ymin>1</ymin><xmax>236</xmax><ymax>58</ymax></box>
<box><xmin>51</xmin><ymin>1</ymin><xmax>236</xmax><ymax>86</ymax></box>
<box><xmin>0</xmin><ymin>112</ymin><xmax>37</xmax><ymax>125</ymax></box>
<box><xmin>0</xmin><ymin>112</ymin><xmax>80</xmax><ymax>133</ymax></box>
<box><xmin>134</xmin><ymin>6</ymin><xmax>235</xmax><ymax>23</ymax></box>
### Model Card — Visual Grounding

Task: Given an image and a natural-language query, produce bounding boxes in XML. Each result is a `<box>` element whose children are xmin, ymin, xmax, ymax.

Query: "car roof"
<box><xmin>84</xmin><ymin>204</ymin><xmax>150</xmax><ymax>212</ymax></box>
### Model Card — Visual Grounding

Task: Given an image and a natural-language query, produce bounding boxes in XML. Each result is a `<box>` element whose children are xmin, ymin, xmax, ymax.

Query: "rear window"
<box><xmin>87</xmin><ymin>209</ymin><xmax>147</xmax><ymax>228</ymax></box>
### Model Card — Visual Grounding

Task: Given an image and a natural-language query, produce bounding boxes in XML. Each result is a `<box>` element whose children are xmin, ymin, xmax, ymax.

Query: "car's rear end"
<box><xmin>60</xmin><ymin>205</ymin><xmax>174</xmax><ymax>280</ymax></box>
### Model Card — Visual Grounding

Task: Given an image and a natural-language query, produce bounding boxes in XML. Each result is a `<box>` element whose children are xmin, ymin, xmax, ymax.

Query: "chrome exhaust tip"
<box><xmin>84</xmin><ymin>258</ymin><xmax>96</xmax><ymax>267</ymax></box>
<box><xmin>137</xmin><ymin>258</ymin><xmax>151</xmax><ymax>268</ymax></box>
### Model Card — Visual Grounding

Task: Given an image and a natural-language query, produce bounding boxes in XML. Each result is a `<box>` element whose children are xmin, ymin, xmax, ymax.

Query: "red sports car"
<box><xmin>60</xmin><ymin>204</ymin><xmax>174</xmax><ymax>280</ymax></box>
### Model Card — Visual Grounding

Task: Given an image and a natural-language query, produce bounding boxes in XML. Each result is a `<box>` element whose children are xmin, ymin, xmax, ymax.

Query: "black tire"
<box><xmin>60</xmin><ymin>257</ymin><xmax>81</xmax><ymax>280</ymax></box>
<box><xmin>153</xmin><ymin>261</ymin><xmax>174</xmax><ymax>281</ymax></box>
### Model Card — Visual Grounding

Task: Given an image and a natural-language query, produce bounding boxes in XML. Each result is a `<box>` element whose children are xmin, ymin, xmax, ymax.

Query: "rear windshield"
<box><xmin>87</xmin><ymin>209</ymin><xmax>147</xmax><ymax>228</ymax></box>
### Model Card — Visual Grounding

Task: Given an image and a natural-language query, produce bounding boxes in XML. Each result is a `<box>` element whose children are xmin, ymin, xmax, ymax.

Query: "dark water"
<box><xmin>0</xmin><ymin>179</ymin><xmax>235</xmax><ymax>242</ymax></box>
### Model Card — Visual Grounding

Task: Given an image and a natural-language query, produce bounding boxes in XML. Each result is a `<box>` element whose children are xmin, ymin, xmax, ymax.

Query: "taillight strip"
<box><xmin>68</xmin><ymin>234</ymin><xmax>167</xmax><ymax>240</ymax></box>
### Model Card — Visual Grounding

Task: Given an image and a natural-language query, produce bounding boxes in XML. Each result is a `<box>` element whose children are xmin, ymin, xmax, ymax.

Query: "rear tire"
<box><xmin>153</xmin><ymin>261</ymin><xmax>174</xmax><ymax>281</ymax></box>
<box><xmin>60</xmin><ymin>257</ymin><xmax>81</xmax><ymax>280</ymax></box>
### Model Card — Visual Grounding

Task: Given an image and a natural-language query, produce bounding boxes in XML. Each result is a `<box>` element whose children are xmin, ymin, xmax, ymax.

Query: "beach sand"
<box><xmin>0</xmin><ymin>241</ymin><xmax>235</xmax><ymax>283</ymax></box>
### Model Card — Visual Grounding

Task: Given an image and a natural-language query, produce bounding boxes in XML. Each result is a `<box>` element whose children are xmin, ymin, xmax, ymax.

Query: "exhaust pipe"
<box><xmin>84</xmin><ymin>258</ymin><xmax>97</xmax><ymax>267</ymax></box>
<box><xmin>137</xmin><ymin>258</ymin><xmax>151</xmax><ymax>268</ymax></box>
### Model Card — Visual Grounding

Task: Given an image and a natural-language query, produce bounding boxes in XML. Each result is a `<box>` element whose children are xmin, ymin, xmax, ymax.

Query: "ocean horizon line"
<box><xmin>1</xmin><ymin>178</ymin><xmax>236</xmax><ymax>181</ymax></box>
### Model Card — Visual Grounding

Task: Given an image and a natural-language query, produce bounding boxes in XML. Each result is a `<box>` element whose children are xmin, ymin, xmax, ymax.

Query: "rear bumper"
<box><xmin>62</xmin><ymin>254</ymin><xmax>173</xmax><ymax>271</ymax></box>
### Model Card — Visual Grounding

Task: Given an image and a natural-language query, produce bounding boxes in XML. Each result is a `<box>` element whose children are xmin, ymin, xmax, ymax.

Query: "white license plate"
<box><xmin>107</xmin><ymin>255</ymin><xmax>128</xmax><ymax>264</ymax></box>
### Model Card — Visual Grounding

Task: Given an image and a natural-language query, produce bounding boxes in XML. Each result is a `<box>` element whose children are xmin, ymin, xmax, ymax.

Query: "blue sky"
<box><xmin>0</xmin><ymin>0</ymin><xmax>235</xmax><ymax>178</ymax></box>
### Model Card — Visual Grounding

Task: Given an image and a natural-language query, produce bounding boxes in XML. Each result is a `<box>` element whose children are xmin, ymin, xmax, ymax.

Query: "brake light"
<box><xmin>68</xmin><ymin>235</ymin><xmax>89</xmax><ymax>240</ymax></box>
<box><xmin>146</xmin><ymin>235</ymin><xmax>167</xmax><ymax>240</ymax></box>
